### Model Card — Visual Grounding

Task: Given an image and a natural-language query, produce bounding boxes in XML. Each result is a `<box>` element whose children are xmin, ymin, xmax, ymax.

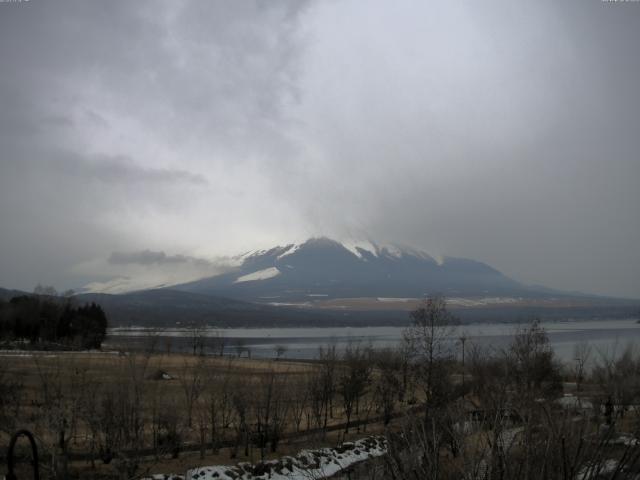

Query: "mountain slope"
<box><xmin>174</xmin><ymin>237</ymin><xmax>530</xmax><ymax>302</ymax></box>
<box><xmin>75</xmin><ymin>289</ymin><xmax>270</xmax><ymax>326</ymax></box>
<box><xmin>75</xmin><ymin>288</ymin><xmax>426</xmax><ymax>327</ymax></box>
<box><xmin>0</xmin><ymin>286</ymin><xmax>412</xmax><ymax>327</ymax></box>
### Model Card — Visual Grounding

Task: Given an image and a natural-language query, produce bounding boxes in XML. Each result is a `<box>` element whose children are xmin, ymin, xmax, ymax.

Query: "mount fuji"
<box><xmin>173</xmin><ymin>237</ymin><xmax>537</xmax><ymax>303</ymax></box>
<box><xmin>4</xmin><ymin>238</ymin><xmax>634</xmax><ymax>328</ymax></box>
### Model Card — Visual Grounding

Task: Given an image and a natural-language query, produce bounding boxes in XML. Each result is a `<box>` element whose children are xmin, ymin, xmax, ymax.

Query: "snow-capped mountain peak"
<box><xmin>268</xmin><ymin>238</ymin><xmax>436</xmax><ymax>263</ymax></box>
<box><xmin>174</xmin><ymin>237</ymin><xmax>523</xmax><ymax>302</ymax></box>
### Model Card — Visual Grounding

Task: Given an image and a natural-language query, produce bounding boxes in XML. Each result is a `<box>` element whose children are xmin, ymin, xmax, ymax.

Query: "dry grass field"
<box><xmin>0</xmin><ymin>348</ymin><xmax>405</xmax><ymax>479</ymax></box>
<box><xmin>4</xmin><ymin>318</ymin><xmax>640</xmax><ymax>480</ymax></box>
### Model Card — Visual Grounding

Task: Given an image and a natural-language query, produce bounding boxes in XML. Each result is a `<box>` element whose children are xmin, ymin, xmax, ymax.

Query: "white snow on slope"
<box><xmin>380</xmin><ymin>244</ymin><xmax>402</xmax><ymax>258</ymax></box>
<box><xmin>276</xmin><ymin>243</ymin><xmax>301</xmax><ymax>259</ymax></box>
<box><xmin>230</xmin><ymin>249</ymin><xmax>264</xmax><ymax>266</ymax></box>
<box><xmin>401</xmin><ymin>246</ymin><xmax>436</xmax><ymax>261</ymax></box>
<box><xmin>233</xmin><ymin>238</ymin><xmax>438</xmax><ymax>265</ymax></box>
<box><xmin>378</xmin><ymin>244</ymin><xmax>435</xmax><ymax>261</ymax></box>
<box><xmin>234</xmin><ymin>267</ymin><xmax>280</xmax><ymax>283</ymax></box>
<box><xmin>341</xmin><ymin>239</ymin><xmax>379</xmax><ymax>259</ymax></box>
<box><xmin>343</xmin><ymin>240</ymin><xmax>435</xmax><ymax>262</ymax></box>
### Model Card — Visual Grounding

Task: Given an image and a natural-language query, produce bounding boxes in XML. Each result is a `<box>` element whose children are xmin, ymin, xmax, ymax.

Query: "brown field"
<box><xmin>299</xmin><ymin>296</ymin><xmax>625</xmax><ymax>311</ymax></box>
<box><xmin>4</xmin><ymin>319</ymin><xmax>639</xmax><ymax>480</ymax></box>
<box><xmin>0</xmin><ymin>349</ymin><xmax>406</xmax><ymax>479</ymax></box>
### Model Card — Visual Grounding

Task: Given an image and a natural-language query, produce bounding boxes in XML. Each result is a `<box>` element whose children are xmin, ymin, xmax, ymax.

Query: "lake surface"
<box><xmin>107</xmin><ymin>318</ymin><xmax>640</xmax><ymax>365</ymax></box>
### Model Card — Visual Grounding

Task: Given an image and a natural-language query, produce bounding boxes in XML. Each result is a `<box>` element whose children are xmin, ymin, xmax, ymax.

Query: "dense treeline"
<box><xmin>0</xmin><ymin>291</ymin><xmax>107</xmax><ymax>349</ymax></box>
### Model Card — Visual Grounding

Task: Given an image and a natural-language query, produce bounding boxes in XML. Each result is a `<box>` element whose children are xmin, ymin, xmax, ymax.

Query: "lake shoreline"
<box><xmin>105</xmin><ymin>318</ymin><xmax>640</xmax><ymax>364</ymax></box>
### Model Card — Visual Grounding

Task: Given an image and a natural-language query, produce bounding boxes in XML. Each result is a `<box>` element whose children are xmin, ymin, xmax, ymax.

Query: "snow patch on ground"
<box><xmin>267</xmin><ymin>302</ymin><xmax>312</xmax><ymax>307</ymax></box>
<box><xmin>145</xmin><ymin>437</ymin><xmax>386</xmax><ymax>480</ymax></box>
<box><xmin>447</xmin><ymin>297</ymin><xmax>520</xmax><ymax>307</ymax></box>
<box><xmin>576</xmin><ymin>459</ymin><xmax>619</xmax><ymax>479</ymax></box>
<box><xmin>557</xmin><ymin>394</ymin><xmax>593</xmax><ymax>410</ymax></box>
<box><xmin>608</xmin><ymin>434</ymin><xmax>640</xmax><ymax>446</ymax></box>
<box><xmin>234</xmin><ymin>267</ymin><xmax>280</xmax><ymax>283</ymax></box>
<box><xmin>377</xmin><ymin>297</ymin><xmax>416</xmax><ymax>303</ymax></box>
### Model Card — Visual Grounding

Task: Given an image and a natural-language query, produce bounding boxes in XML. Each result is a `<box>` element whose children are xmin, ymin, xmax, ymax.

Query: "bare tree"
<box><xmin>309</xmin><ymin>369</ymin><xmax>327</xmax><ymax>432</ymax></box>
<box><xmin>92</xmin><ymin>352</ymin><xmax>152</xmax><ymax>477</ymax></box>
<box><xmin>231</xmin><ymin>378</ymin><xmax>250</xmax><ymax>459</ymax></box>
<box><xmin>179</xmin><ymin>356</ymin><xmax>206</xmax><ymax>428</ymax></box>
<box><xmin>234</xmin><ymin>338</ymin><xmax>249</xmax><ymax>358</ymax></box>
<box><xmin>372</xmin><ymin>349</ymin><xmax>402</xmax><ymax>426</ymax></box>
<box><xmin>593</xmin><ymin>342</ymin><xmax>640</xmax><ymax>423</ymax></box>
<box><xmin>206</xmin><ymin>358</ymin><xmax>236</xmax><ymax>454</ymax></box>
<box><xmin>211</xmin><ymin>330</ymin><xmax>226</xmax><ymax>357</ymax></box>
<box><xmin>195</xmin><ymin>393</ymin><xmax>209</xmax><ymax>459</ymax></box>
<box><xmin>404</xmin><ymin>296</ymin><xmax>458</xmax><ymax>412</ymax></box>
<box><xmin>459</xmin><ymin>332</ymin><xmax>468</xmax><ymax>389</ymax></box>
<box><xmin>289</xmin><ymin>374</ymin><xmax>311</xmax><ymax>433</ymax></box>
<box><xmin>78</xmin><ymin>373</ymin><xmax>103</xmax><ymax>468</ymax></box>
<box><xmin>189</xmin><ymin>324</ymin><xmax>206</xmax><ymax>356</ymax></box>
<box><xmin>156</xmin><ymin>397</ymin><xmax>183</xmax><ymax>460</ymax></box>
<box><xmin>148</xmin><ymin>361</ymin><xmax>168</xmax><ymax>460</ymax></box>
<box><xmin>0</xmin><ymin>360</ymin><xmax>24</xmax><ymax>436</ymax></box>
<box><xmin>144</xmin><ymin>328</ymin><xmax>163</xmax><ymax>355</ymax></box>
<box><xmin>32</xmin><ymin>355</ymin><xmax>71</xmax><ymax>479</ymax></box>
<box><xmin>573</xmin><ymin>341</ymin><xmax>592</xmax><ymax>393</ymax></box>
<box><xmin>338</xmin><ymin>342</ymin><xmax>372</xmax><ymax>433</ymax></box>
<box><xmin>251</xmin><ymin>368</ymin><xmax>290</xmax><ymax>459</ymax></box>
<box><xmin>274</xmin><ymin>344</ymin><xmax>287</xmax><ymax>360</ymax></box>
<box><xmin>317</xmin><ymin>344</ymin><xmax>338</xmax><ymax>427</ymax></box>
<box><xmin>467</xmin><ymin>343</ymin><xmax>516</xmax><ymax>478</ymax></box>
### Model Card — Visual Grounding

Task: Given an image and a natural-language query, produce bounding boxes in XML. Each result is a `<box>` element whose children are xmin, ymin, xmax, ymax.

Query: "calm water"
<box><xmin>107</xmin><ymin>318</ymin><xmax>640</xmax><ymax>365</ymax></box>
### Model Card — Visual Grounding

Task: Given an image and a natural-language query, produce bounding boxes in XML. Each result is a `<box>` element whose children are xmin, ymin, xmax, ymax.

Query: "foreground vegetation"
<box><xmin>2</xmin><ymin>296</ymin><xmax>640</xmax><ymax>479</ymax></box>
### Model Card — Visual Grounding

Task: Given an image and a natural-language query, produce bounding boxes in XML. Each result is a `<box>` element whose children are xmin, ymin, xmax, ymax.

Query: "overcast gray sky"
<box><xmin>1</xmin><ymin>0</ymin><xmax>639</xmax><ymax>297</ymax></box>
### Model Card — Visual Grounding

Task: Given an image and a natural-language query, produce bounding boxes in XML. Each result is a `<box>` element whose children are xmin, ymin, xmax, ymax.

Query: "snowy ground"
<box><xmin>144</xmin><ymin>436</ymin><xmax>387</xmax><ymax>480</ymax></box>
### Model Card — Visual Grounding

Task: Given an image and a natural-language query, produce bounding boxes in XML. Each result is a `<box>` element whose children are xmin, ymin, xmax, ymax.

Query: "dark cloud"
<box><xmin>0</xmin><ymin>0</ymin><xmax>308</xmax><ymax>291</ymax></box>
<box><xmin>55</xmin><ymin>154</ymin><xmax>209</xmax><ymax>186</ymax></box>
<box><xmin>0</xmin><ymin>0</ymin><xmax>638</xmax><ymax>298</ymax></box>
<box><xmin>108</xmin><ymin>250</ymin><xmax>209</xmax><ymax>266</ymax></box>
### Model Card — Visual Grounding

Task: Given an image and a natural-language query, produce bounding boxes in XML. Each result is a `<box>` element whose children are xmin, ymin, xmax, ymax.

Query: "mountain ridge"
<box><xmin>173</xmin><ymin>237</ymin><xmax>551</xmax><ymax>302</ymax></box>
